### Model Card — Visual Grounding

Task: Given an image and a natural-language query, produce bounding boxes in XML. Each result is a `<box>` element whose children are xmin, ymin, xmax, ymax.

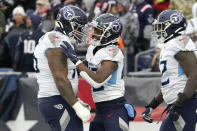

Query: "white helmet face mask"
<box><xmin>87</xmin><ymin>21</ymin><xmax>104</xmax><ymax>47</ymax></box>
<box><xmin>69</xmin><ymin>21</ymin><xmax>87</xmax><ymax>45</ymax></box>
<box><xmin>152</xmin><ymin>20</ymin><xmax>168</xmax><ymax>44</ymax></box>
<box><xmin>90</xmin><ymin>26</ymin><xmax>103</xmax><ymax>47</ymax></box>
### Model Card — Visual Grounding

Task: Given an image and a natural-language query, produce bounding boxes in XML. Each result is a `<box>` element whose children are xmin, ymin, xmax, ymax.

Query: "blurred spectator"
<box><xmin>0</xmin><ymin>7</ymin><xmax>5</xmax><ymax>40</ymax></box>
<box><xmin>169</xmin><ymin>0</ymin><xmax>196</xmax><ymax>20</ymax></box>
<box><xmin>131</xmin><ymin>0</ymin><xmax>154</xmax><ymax>54</ymax></box>
<box><xmin>14</xmin><ymin>0</ymin><xmax>36</xmax><ymax>10</ymax></box>
<box><xmin>116</xmin><ymin>0</ymin><xmax>138</xmax><ymax>71</ymax></box>
<box><xmin>185</xmin><ymin>17</ymin><xmax>197</xmax><ymax>45</ymax></box>
<box><xmin>97</xmin><ymin>0</ymin><xmax>118</xmax><ymax>16</ymax></box>
<box><xmin>3</xmin><ymin>6</ymin><xmax>26</xmax><ymax>68</ymax></box>
<box><xmin>34</xmin><ymin>0</ymin><xmax>50</xmax><ymax>17</ymax></box>
<box><xmin>93</xmin><ymin>0</ymin><xmax>108</xmax><ymax>18</ymax></box>
<box><xmin>0</xmin><ymin>7</ymin><xmax>11</xmax><ymax>68</ymax></box>
<box><xmin>192</xmin><ymin>2</ymin><xmax>197</xmax><ymax>18</ymax></box>
<box><xmin>153</xmin><ymin>0</ymin><xmax>169</xmax><ymax>17</ymax></box>
<box><xmin>0</xmin><ymin>0</ymin><xmax>14</xmax><ymax>20</ymax></box>
<box><xmin>145</xmin><ymin>0</ymin><xmax>153</xmax><ymax>6</ymax></box>
<box><xmin>5</xmin><ymin>5</ymin><xmax>26</xmax><ymax>49</ymax></box>
<box><xmin>116</xmin><ymin>0</ymin><xmax>138</xmax><ymax>49</ymax></box>
<box><xmin>82</xmin><ymin>0</ymin><xmax>96</xmax><ymax>20</ymax></box>
<box><xmin>50</xmin><ymin>0</ymin><xmax>62</xmax><ymax>8</ymax></box>
<box><xmin>11</xmin><ymin>13</ymin><xmax>44</xmax><ymax>72</ymax></box>
<box><xmin>34</xmin><ymin>0</ymin><xmax>54</xmax><ymax>33</ymax></box>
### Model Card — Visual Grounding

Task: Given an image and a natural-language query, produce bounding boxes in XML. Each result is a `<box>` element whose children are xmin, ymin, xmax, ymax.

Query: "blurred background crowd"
<box><xmin>0</xmin><ymin>0</ymin><xmax>197</xmax><ymax>74</ymax></box>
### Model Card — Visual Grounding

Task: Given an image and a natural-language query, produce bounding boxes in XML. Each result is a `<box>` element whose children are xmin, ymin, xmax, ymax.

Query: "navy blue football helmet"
<box><xmin>56</xmin><ymin>6</ymin><xmax>87</xmax><ymax>43</ymax></box>
<box><xmin>89</xmin><ymin>13</ymin><xmax>122</xmax><ymax>46</ymax></box>
<box><xmin>152</xmin><ymin>9</ymin><xmax>187</xmax><ymax>43</ymax></box>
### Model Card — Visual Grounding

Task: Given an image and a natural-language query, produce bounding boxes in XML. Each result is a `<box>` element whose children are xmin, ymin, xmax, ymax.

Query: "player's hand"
<box><xmin>142</xmin><ymin>107</ymin><xmax>154</xmax><ymax>123</ymax></box>
<box><xmin>167</xmin><ymin>93</ymin><xmax>188</xmax><ymax>121</ymax></box>
<box><xmin>72</xmin><ymin>100</ymin><xmax>91</xmax><ymax>123</ymax></box>
<box><xmin>124</xmin><ymin>103</ymin><xmax>136</xmax><ymax>121</ymax></box>
<box><xmin>60</xmin><ymin>41</ymin><xmax>79</xmax><ymax>64</ymax></box>
<box><xmin>77</xmin><ymin>98</ymin><xmax>91</xmax><ymax>111</ymax></box>
<box><xmin>142</xmin><ymin>97</ymin><xmax>161</xmax><ymax>123</ymax></box>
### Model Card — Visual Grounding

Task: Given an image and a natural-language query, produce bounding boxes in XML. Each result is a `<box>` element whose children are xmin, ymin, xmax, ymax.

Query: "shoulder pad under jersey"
<box><xmin>47</xmin><ymin>31</ymin><xmax>65</xmax><ymax>47</ymax></box>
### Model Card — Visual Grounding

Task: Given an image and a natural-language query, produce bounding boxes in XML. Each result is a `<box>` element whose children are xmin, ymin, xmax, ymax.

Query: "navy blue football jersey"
<box><xmin>12</xmin><ymin>29</ymin><xmax>44</xmax><ymax>72</ymax></box>
<box><xmin>131</xmin><ymin>1</ymin><xmax>154</xmax><ymax>39</ymax></box>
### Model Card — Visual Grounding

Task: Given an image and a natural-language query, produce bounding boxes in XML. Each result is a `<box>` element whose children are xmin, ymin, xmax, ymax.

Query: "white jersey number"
<box><xmin>24</xmin><ymin>39</ymin><xmax>36</xmax><ymax>54</ymax></box>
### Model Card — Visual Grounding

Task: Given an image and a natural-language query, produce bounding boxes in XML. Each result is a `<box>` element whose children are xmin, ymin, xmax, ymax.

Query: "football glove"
<box><xmin>142</xmin><ymin>97</ymin><xmax>160</xmax><ymax>123</ymax></box>
<box><xmin>77</xmin><ymin>98</ymin><xmax>91</xmax><ymax>111</ymax></box>
<box><xmin>72</xmin><ymin>100</ymin><xmax>91</xmax><ymax>123</ymax></box>
<box><xmin>60</xmin><ymin>41</ymin><xmax>79</xmax><ymax>64</ymax></box>
<box><xmin>124</xmin><ymin>103</ymin><xmax>136</xmax><ymax>121</ymax></box>
<box><xmin>167</xmin><ymin>93</ymin><xmax>188</xmax><ymax>121</ymax></box>
<box><xmin>142</xmin><ymin>107</ymin><xmax>154</xmax><ymax>123</ymax></box>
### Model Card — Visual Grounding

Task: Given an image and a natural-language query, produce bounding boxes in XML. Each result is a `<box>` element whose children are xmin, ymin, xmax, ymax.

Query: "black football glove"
<box><xmin>167</xmin><ymin>93</ymin><xmax>188</xmax><ymax>121</ymax></box>
<box><xmin>142</xmin><ymin>98</ymin><xmax>160</xmax><ymax>123</ymax></box>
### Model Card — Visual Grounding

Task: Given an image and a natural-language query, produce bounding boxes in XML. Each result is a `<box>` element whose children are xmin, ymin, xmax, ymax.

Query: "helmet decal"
<box><xmin>170</xmin><ymin>13</ymin><xmax>182</xmax><ymax>24</ymax></box>
<box><xmin>111</xmin><ymin>21</ymin><xmax>121</xmax><ymax>33</ymax></box>
<box><xmin>63</xmin><ymin>6</ymin><xmax>75</xmax><ymax>20</ymax></box>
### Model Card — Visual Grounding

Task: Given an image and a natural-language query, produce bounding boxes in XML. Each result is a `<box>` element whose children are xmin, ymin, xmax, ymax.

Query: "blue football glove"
<box><xmin>60</xmin><ymin>41</ymin><xmax>79</xmax><ymax>64</ymax></box>
<box><xmin>167</xmin><ymin>93</ymin><xmax>188</xmax><ymax>121</ymax></box>
<box><xmin>142</xmin><ymin>107</ymin><xmax>154</xmax><ymax>123</ymax></box>
<box><xmin>124</xmin><ymin>104</ymin><xmax>136</xmax><ymax>121</ymax></box>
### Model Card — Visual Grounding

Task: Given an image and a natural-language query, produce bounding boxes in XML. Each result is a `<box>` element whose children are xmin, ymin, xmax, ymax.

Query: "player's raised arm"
<box><xmin>61</xmin><ymin>42</ymin><xmax>119</xmax><ymax>89</ymax></box>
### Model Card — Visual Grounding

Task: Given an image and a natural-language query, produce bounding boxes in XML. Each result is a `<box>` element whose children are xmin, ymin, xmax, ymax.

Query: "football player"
<box><xmin>142</xmin><ymin>10</ymin><xmax>197</xmax><ymax>131</ymax></box>
<box><xmin>33</xmin><ymin>6</ymin><xmax>91</xmax><ymax>131</ymax></box>
<box><xmin>61</xmin><ymin>13</ymin><xmax>136</xmax><ymax>131</ymax></box>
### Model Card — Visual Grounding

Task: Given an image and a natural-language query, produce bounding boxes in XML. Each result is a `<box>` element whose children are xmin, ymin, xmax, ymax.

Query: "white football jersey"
<box><xmin>159</xmin><ymin>35</ymin><xmax>197</xmax><ymax>104</ymax></box>
<box><xmin>34</xmin><ymin>31</ymin><xmax>78</xmax><ymax>98</ymax></box>
<box><xmin>86</xmin><ymin>45</ymin><xmax>125</xmax><ymax>103</ymax></box>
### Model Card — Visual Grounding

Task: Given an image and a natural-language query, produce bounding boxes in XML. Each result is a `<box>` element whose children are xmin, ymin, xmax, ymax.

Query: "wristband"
<box><xmin>146</xmin><ymin>97</ymin><xmax>160</xmax><ymax>109</ymax></box>
<box><xmin>76</xmin><ymin>60</ymin><xmax>82</xmax><ymax>66</ymax></box>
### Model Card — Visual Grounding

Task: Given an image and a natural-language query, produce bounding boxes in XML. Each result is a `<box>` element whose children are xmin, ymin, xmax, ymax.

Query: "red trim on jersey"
<box><xmin>140</xmin><ymin>4</ymin><xmax>152</xmax><ymax>13</ymax></box>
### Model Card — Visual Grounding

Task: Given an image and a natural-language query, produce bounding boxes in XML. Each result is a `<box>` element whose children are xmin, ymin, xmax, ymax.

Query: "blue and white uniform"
<box><xmin>159</xmin><ymin>35</ymin><xmax>197</xmax><ymax>104</ymax></box>
<box><xmin>86</xmin><ymin>44</ymin><xmax>130</xmax><ymax>131</ymax></box>
<box><xmin>34</xmin><ymin>30</ymin><xmax>82</xmax><ymax>131</ymax></box>
<box><xmin>86</xmin><ymin>44</ymin><xmax>125</xmax><ymax>103</ymax></box>
<box><xmin>159</xmin><ymin>35</ymin><xmax>197</xmax><ymax>131</ymax></box>
<box><xmin>34</xmin><ymin>30</ymin><xmax>78</xmax><ymax>98</ymax></box>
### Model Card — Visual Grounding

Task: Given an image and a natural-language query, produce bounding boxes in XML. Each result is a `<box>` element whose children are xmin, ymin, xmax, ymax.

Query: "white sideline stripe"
<box><xmin>173</xmin><ymin>116</ymin><xmax>185</xmax><ymax>131</ymax></box>
<box><xmin>196</xmin><ymin>109</ymin><xmax>197</xmax><ymax>131</ymax></box>
<box><xmin>84</xmin><ymin>122</ymin><xmax>162</xmax><ymax>131</ymax></box>
<box><xmin>59</xmin><ymin>109</ymin><xmax>70</xmax><ymax>131</ymax></box>
<box><xmin>119</xmin><ymin>117</ymin><xmax>129</xmax><ymax>131</ymax></box>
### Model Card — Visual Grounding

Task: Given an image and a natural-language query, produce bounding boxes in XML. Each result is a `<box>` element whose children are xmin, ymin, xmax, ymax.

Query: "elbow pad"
<box><xmin>79</xmin><ymin>71</ymin><xmax>111</xmax><ymax>89</ymax></box>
